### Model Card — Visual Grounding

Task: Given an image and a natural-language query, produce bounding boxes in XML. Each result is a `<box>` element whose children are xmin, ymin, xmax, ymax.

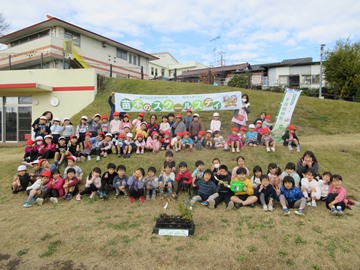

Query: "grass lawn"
<box><xmin>0</xmin><ymin>79</ymin><xmax>360</xmax><ymax>269</ymax></box>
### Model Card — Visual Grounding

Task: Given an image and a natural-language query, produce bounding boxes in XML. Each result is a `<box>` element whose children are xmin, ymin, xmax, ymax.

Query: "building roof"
<box><xmin>260</xmin><ymin>57</ymin><xmax>319</xmax><ymax>68</ymax></box>
<box><xmin>179</xmin><ymin>63</ymin><xmax>250</xmax><ymax>77</ymax></box>
<box><xmin>0</xmin><ymin>15</ymin><xmax>157</xmax><ymax>60</ymax></box>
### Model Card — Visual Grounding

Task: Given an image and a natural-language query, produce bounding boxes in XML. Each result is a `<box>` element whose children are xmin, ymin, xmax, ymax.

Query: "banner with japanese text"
<box><xmin>114</xmin><ymin>91</ymin><xmax>242</xmax><ymax>113</ymax></box>
<box><xmin>271</xmin><ymin>88</ymin><xmax>302</xmax><ymax>143</ymax></box>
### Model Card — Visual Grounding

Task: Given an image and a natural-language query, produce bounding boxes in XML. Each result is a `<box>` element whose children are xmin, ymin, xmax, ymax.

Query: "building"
<box><xmin>149</xmin><ymin>52</ymin><xmax>208</xmax><ymax>80</ymax></box>
<box><xmin>0</xmin><ymin>15</ymin><xmax>157</xmax><ymax>143</ymax></box>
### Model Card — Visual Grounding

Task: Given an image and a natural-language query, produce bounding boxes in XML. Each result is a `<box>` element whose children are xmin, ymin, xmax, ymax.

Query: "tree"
<box><xmin>228</xmin><ymin>73</ymin><xmax>252</xmax><ymax>88</ymax></box>
<box><xmin>323</xmin><ymin>39</ymin><xmax>360</xmax><ymax>100</ymax></box>
<box><xmin>0</xmin><ymin>13</ymin><xmax>10</xmax><ymax>37</ymax></box>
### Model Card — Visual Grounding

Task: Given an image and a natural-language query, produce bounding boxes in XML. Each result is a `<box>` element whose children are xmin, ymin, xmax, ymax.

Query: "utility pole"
<box><xmin>218</xmin><ymin>51</ymin><xmax>225</xmax><ymax>67</ymax></box>
<box><xmin>319</xmin><ymin>44</ymin><xmax>325</xmax><ymax>99</ymax></box>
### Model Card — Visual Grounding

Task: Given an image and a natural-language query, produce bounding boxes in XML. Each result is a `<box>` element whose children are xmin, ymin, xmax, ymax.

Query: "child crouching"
<box><xmin>76</xmin><ymin>167</ymin><xmax>102</xmax><ymax>200</ymax></box>
<box><xmin>144</xmin><ymin>167</ymin><xmax>158</xmax><ymax>200</ymax></box>
<box><xmin>127</xmin><ymin>168</ymin><xmax>145</xmax><ymax>203</ymax></box>
<box><xmin>23</xmin><ymin>170</ymin><xmax>51</xmax><ymax>208</ymax></box>
<box><xmin>280</xmin><ymin>176</ymin><xmax>306</xmax><ymax>216</ymax></box>
<box><xmin>189</xmin><ymin>169</ymin><xmax>217</xmax><ymax>210</ymax></box>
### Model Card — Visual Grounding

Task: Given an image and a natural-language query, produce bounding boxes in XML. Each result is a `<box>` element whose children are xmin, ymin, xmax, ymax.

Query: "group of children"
<box><xmin>13</xmin><ymin>150</ymin><xmax>357</xmax><ymax>216</ymax></box>
<box><xmin>23</xmin><ymin>109</ymin><xmax>301</xmax><ymax>168</ymax></box>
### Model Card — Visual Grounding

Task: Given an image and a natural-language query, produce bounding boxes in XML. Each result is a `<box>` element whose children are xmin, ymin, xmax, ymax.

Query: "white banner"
<box><xmin>272</xmin><ymin>88</ymin><xmax>302</xmax><ymax>143</ymax></box>
<box><xmin>114</xmin><ymin>91</ymin><xmax>242</xmax><ymax>113</ymax></box>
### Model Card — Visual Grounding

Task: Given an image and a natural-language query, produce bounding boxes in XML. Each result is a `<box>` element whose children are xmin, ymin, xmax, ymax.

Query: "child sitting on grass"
<box><xmin>282</xmin><ymin>125</ymin><xmax>300</xmax><ymax>152</ymax></box>
<box><xmin>191</xmin><ymin>160</ymin><xmax>205</xmax><ymax>196</ymax></box>
<box><xmin>255</xmin><ymin>174</ymin><xmax>276</xmax><ymax>212</ymax></box>
<box><xmin>98</xmin><ymin>163</ymin><xmax>117</xmax><ymax>199</ymax></box>
<box><xmin>319</xmin><ymin>171</ymin><xmax>332</xmax><ymax>201</ymax></box>
<box><xmin>158</xmin><ymin>163</ymin><xmax>175</xmax><ymax>203</ymax></box>
<box><xmin>63</xmin><ymin>168</ymin><xmax>79</xmax><ymax>200</ymax></box>
<box><xmin>23</xmin><ymin>170</ymin><xmax>51</xmax><ymax>208</ymax></box>
<box><xmin>113</xmin><ymin>165</ymin><xmax>128</xmax><ymax>198</ymax></box>
<box><xmin>279</xmin><ymin>162</ymin><xmax>300</xmax><ymax>188</ymax></box>
<box><xmin>63</xmin><ymin>156</ymin><xmax>83</xmax><ymax>182</ymax></box>
<box><xmin>175</xmin><ymin>162</ymin><xmax>193</xmax><ymax>199</ymax></box>
<box><xmin>326</xmin><ymin>174</ymin><xmax>347</xmax><ymax>215</ymax></box>
<box><xmin>250</xmin><ymin>165</ymin><xmax>262</xmax><ymax>189</ymax></box>
<box><xmin>279</xmin><ymin>176</ymin><xmax>306</xmax><ymax>216</ymax></box>
<box><xmin>261</xmin><ymin>128</ymin><xmax>276</xmax><ymax>153</ymax></box>
<box><xmin>171</xmin><ymin>132</ymin><xmax>183</xmax><ymax>152</ymax></box>
<box><xmin>213</xmin><ymin>130</ymin><xmax>225</xmax><ymax>149</ymax></box>
<box><xmin>181</xmin><ymin>131</ymin><xmax>194</xmax><ymax>150</ymax></box>
<box><xmin>229</xmin><ymin>168</ymin><xmax>258</xmax><ymax>209</ymax></box>
<box><xmin>36</xmin><ymin>169</ymin><xmax>64</xmax><ymax>205</ymax></box>
<box><xmin>301</xmin><ymin>168</ymin><xmax>321</xmax><ymax>207</ymax></box>
<box><xmin>246</xmin><ymin>124</ymin><xmax>258</xmax><ymax>147</ymax></box>
<box><xmin>189</xmin><ymin>169</ymin><xmax>217</xmax><ymax>210</ymax></box>
<box><xmin>144</xmin><ymin>166</ymin><xmax>158</xmax><ymax>200</ymax></box>
<box><xmin>127</xmin><ymin>168</ymin><xmax>145</xmax><ymax>203</ymax></box>
<box><xmin>12</xmin><ymin>165</ymin><xmax>30</xmax><ymax>194</ymax></box>
<box><xmin>76</xmin><ymin>167</ymin><xmax>102</xmax><ymax>200</ymax></box>
<box><xmin>224</xmin><ymin>127</ymin><xmax>242</xmax><ymax>153</ymax></box>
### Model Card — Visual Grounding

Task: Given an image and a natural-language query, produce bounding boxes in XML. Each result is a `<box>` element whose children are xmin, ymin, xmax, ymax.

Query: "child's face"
<box><xmin>232</xmin><ymin>130</ymin><xmax>237</xmax><ymax>135</ymax></box>
<box><xmin>114</xmin><ymin>116</ymin><xmax>120</xmax><ymax>120</ymax></box>
<box><xmin>289</xmin><ymin>130</ymin><xmax>295</xmax><ymax>135</ymax></box>
<box><xmin>81</xmin><ymin>119</ymin><xmax>86</xmax><ymax>124</ymax></box>
<box><xmin>176</xmin><ymin>135</ymin><xmax>181</xmax><ymax>139</ymax></box>
<box><xmin>127</xmin><ymin>136</ymin><xmax>133</xmax><ymax>141</ymax></box>
<box><xmin>59</xmin><ymin>140</ymin><xmax>66</xmax><ymax>146</ymax></box>
<box><xmin>39</xmin><ymin>119</ymin><xmax>46</xmax><ymax>124</ymax></box>
<box><xmin>67</xmin><ymin>160</ymin><xmax>74</xmax><ymax>167</ymax></box>
<box><xmin>269</xmin><ymin>167</ymin><xmax>277</xmax><ymax>174</ymax></box>
<box><xmin>255</xmin><ymin>171</ymin><xmax>262</xmax><ymax>178</ymax></box>
<box><xmin>123</xmin><ymin>116</ymin><xmax>129</xmax><ymax>122</ymax></box>
<box><xmin>164</xmin><ymin>134</ymin><xmax>169</xmax><ymax>138</ymax></box>
<box><xmin>134</xmin><ymin>170</ymin><xmax>143</xmax><ymax>179</ymax></box>
<box><xmin>168</xmin><ymin>116</ymin><xmax>174</xmax><ymax>122</ymax></box>
<box><xmin>45</xmin><ymin>138</ymin><xmax>52</xmax><ymax>144</ymax></box>
<box><xmin>249</xmin><ymin>128</ymin><xmax>255</xmax><ymax>132</ymax></box>
<box><xmin>186</xmin><ymin>112</ymin><xmax>192</xmax><ymax>116</ymax></box>
<box><xmin>94</xmin><ymin>116</ymin><xmax>100</xmax><ymax>122</ymax></box>
<box><xmin>18</xmin><ymin>170</ymin><xmax>26</xmax><ymax>176</ymax></box>
<box><xmin>162</xmin><ymin>118</ymin><xmax>168</xmax><ymax>123</ymax></box>
<box><xmin>53</xmin><ymin>173</ymin><xmax>60</xmax><ymax>180</ymax></box>
<box><xmin>193</xmin><ymin>117</ymin><xmax>198</xmax><ymax>122</ymax></box>
<box><xmin>92</xmin><ymin>171</ymin><xmax>100</xmax><ymax>178</ymax></box>
<box><xmin>117</xmin><ymin>169</ymin><xmax>125</xmax><ymax>177</ymax></box>
<box><xmin>64</xmin><ymin>120</ymin><xmax>70</xmax><ymax>125</ymax></box>
<box><xmin>176</xmin><ymin>117</ymin><xmax>181</xmax><ymax>122</ymax></box>
<box><xmin>237</xmin><ymin>173</ymin><xmax>246</xmax><ymax>181</ymax></box>
<box><xmin>284</xmin><ymin>182</ymin><xmax>293</xmax><ymax>189</ymax></box>
<box><xmin>165</xmin><ymin>156</ymin><xmax>173</xmax><ymax>162</ymax></box>
<box><xmin>240</xmin><ymin>130</ymin><xmax>245</xmax><ymax>134</ymax></box>
<box><xmin>305</xmin><ymin>172</ymin><xmax>314</xmax><ymax>181</ymax></box>
<box><xmin>237</xmin><ymin>159</ymin><xmax>245</xmax><ymax>167</ymax></box>
<box><xmin>214</xmin><ymin>133</ymin><xmax>219</xmax><ymax>138</ymax></box>
<box><xmin>180</xmin><ymin>166</ymin><xmax>187</xmax><ymax>173</ymax></box>
<box><xmin>41</xmin><ymin>176</ymin><xmax>50</xmax><ymax>184</ymax></box>
<box><xmin>256</xmin><ymin>123</ymin><xmax>262</xmax><ymax>128</ymax></box>
<box><xmin>141</xmin><ymin>124</ymin><xmax>147</xmax><ymax>130</ymax></box>
<box><xmin>164</xmin><ymin>167</ymin><xmax>171</xmax><ymax>174</ymax></box>
<box><xmin>102</xmin><ymin>118</ymin><xmax>108</xmax><ymax>123</ymax></box>
<box><xmin>42</xmin><ymin>160</ymin><xmax>49</xmax><ymax>168</ymax></box>
<box><xmin>108</xmin><ymin>168</ymin><xmax>115</xmax><ymax>174</ymax></box>
<box><xmin>85</xmin><ymin>135</ymin><xmax>91</xmax><ymax>141</ymax></box>
<box><xmin>71</xmin><ymin>138</ymin><xmax>77</xmax><ymax>144</ymax></box>
<box><xmin>331</xmin><ymin>178</ymin><xmax>342</xmax><ymax>189</ymax></box>
<box><xmin>67</xmin><ymin>172</ymin><xmax>75</xmax><ymax>179</ymax></box>
<box><xmin>138</xmin><ymin>137</ymin><xmax>143</xmax><ymax>142</ymax></box>
<box><xmin>218</xmin><ymin>168</ymin><xmax>227</xmax><ymax>176</ymax></box>
<box><xmin>148</xmin><ymin>171</ymin><xmax>155</xmax><ymax>178</ymax></box>
<box><xmin>183</xmin><ymin>134</ymin><xmax>189</xmax><ymax>139</ymax></box>
<box><xmin>152</xmin><ymin>135</ymin><xmax>158</xmax><ymax>140</ymax></box>
<box><xmin>53</xmin><ymin>120</ymin><xmax>60</xmax><ymax>125</ymax></box>
<box><xmin>261</xmin><ymin>177</ymin><xmax>270</xmax><ymax>187</ymax></box>
<box><xmin>203</xmin><ymin>173</ymin><xmax>211</xmax><ymax>182</ymax></box>
<box><xmin>124</xmin><ymin>127</ymin><xmax>130</xmax><ymax>134</ymax></box>
<box><xmin>198</xmin><ymin>164</ymin><xmax>205</xmax><ymax>171</ymax></box>
<box><xmin>322</xmin><ymin>174</ymin><xmax>330</xmax><ymax>183</ymax></box>
<box><xmin>286</xmin><ymin>168</ymin><xmax>294</xmax><ymax>174</ymax></box>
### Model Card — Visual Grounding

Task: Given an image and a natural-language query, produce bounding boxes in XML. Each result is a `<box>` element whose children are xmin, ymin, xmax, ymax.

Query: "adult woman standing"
<box><xmin>231</xmin><ymin>94</ymin><xmax>250</xmax><ymax>129</ymax></box>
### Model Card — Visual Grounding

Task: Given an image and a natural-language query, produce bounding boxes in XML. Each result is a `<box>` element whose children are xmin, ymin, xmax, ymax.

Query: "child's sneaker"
<box><xmin>226</xmin><ymin>201</ymin><xmax>234</xmax><ymax>210</ymax></box>
<box><xmin>271</xmin><ymin>147</ymin><xmax>275</xmax><ymax>152</ymax></box>
<box><xmin>35</xmin><ymin>198</ymin><xmax>44</xmax><ymax>205</ymax></box>
<box><xmin>141</xmin><ymin>149</ymin><xmax>144</xmax><ymax>155</ymax></box>
<box><xmin>307</xmin><ymin>202</ymin><xmax>312</xmax><ymax>206</ymax></box>
<box><xmin>189</xmin><ymin>206</ymin><xmax>193</xmax><ymax>211</ymax></box>
<box><xmin>288</xmin><ymin>145</ymin><xmax>293</xmax><ymax>151</ymax></box>
<box><xmin>23</xmin><ymin>202</ymin><xmax>32</xmax><ymax>208</ymax></box>
<box><xmin>151</xmin><ymin>194</ymin><xmax>156</xmax><ymax>200</ymax></box>
<box><xmin>136</xmin><ymin>149</ymin><xmax>140</xmax><ymax>155</ymax></box>
<box><xmin>283</xmin><ymin>208</ymin><xmax>290</xmax><ymax>216</ymax></box>
<box><xmin>146</xmin><ymin>195</ymin><xmax>150</xmax><ymax>200</ymax></box>
<box><xmin>87</xmin><ymin>155</ymin><xmax>92</xmax><ymax>161</ymax></box>
<box><xmin>103</xmin><ymin>152</ymin><xmax>107</xmax><ymax>158</ymax></box>
<box><xmin>266</xmin><ymin>147</ymin><xmax>271</xmax><ymax>152</ymax></box>
<box><xmin>90</xmin><ymin>191</ymin><xmax>96</xmax><ymax>198</ymax></box>
<box><xmin>129</xmin><ymin>196</ymin><xmax>135</xmax><ymax>203</ymax></box>
<box><xmin>96</xmin><ymin>156</ymin><xmax>100</xmax><ymax>162</ymax></box>
<box><xmin>331</xmin><ymin>207</ymin><xmax>338</xmax><ymax>215</ymax></box>
<box><xmin>76</xmin><ymin>194</ymin><xmax>82</xmax><ymax>201</ymax></box>
<box><xmin>295</xmin><ymin>208</ymin><xmax>305</xmax><ymax>216</ymax></box>
<box><xmin>139</xmin><ymin>196</ymin><xmax>145</xmax><ymax>203</ymax></box>
<box><xmin>311</xmin><ymin>200</ymin><xmax>317</xmax><ymax>207</ymax></box>
<box><xmin>296</xmin><ymin>145</ymin><xmax>301</xmax><ymax>152</ymax></box>
<box><xmin>66</xmin><ymin>193</ymin><xmax>73</xmax><ymax>200</ymax></box>
<box><xmin>208</xmin><ymin>199</ymin><xmax>215</xmax><ymax>209</ymax></box>
<box><xmin>236</xmin><ymin>147</ymin><xmax>240</xmax><ymax>153</ymax></box>
<box><xmin>268</xmin><ymin>205</ymin><xmax>274</xmax><ymax>212</ymax></box>
<box><xmin>231</xmin><ymin>147</ymin><xmax>235</xmax><ymax>153</ymax></box>
<box><xmin>263</xmin><ymin>205</ymin><xmax>268</xmax><ymax>212</ymax></box>
<box><xmin>201</xmin><ymin>201</ymin><xmax>209</xmax><ymax>206</ymax></box>
<box><xmin>50</xmin><ymin>197</ymin><xmax>58</xmax><ymax>204</ymax></box>
<box><xmin>336</xmin><ymin>206</ymin><xmax>343</xmax><ymax>215</ymax></box>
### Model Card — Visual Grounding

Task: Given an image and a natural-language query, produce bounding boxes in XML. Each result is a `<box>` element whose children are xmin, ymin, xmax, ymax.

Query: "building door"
<box><xmin>289</xmin><ymin>75</ymin><xmax>300</xmax><ymax>88</ymax></box>
<box><xmin>3</xmin><ymin>97</ymin><xmax>32</xmax><ymax>142</ymax></box>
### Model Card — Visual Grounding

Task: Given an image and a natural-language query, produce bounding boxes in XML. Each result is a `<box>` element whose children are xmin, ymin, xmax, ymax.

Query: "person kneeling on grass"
<box><xmin>279</xmin><ymin>176</ymin><xmax>306</xmax><ymax>216</ymax></box>
<box><xmin>36</xmin><ymin>169</ymin><xmax>64</xmax><ymax>205</ymax></box>
<box><xmin>76</xmin><ymin>167</ymin><xmax>102</xmax><ymax>201</ymax></box>
<box><xmin>189</xmin><ymin>169</ymin><xmax>217</xmax><ymax>210</ymax></box>
<box><xmin>127</xmin><ymin>168</ymin><xmax>145</xmax><ymax>203</ymax></box>
<box><xmin>229</xmin><ymin>168</ymin><xmax>258</xmax><ymax>209</ymax></box>
<box><xmin>23</xmin><ymin>170</ymin><xmax>51</xmax><ymax>208</ymax></box>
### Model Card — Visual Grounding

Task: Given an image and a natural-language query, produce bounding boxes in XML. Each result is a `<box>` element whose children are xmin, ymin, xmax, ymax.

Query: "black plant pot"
<box><xmin>153</xmin><ymin>214</ymin><xmax>195</xmax><ymax>236</ymax></box>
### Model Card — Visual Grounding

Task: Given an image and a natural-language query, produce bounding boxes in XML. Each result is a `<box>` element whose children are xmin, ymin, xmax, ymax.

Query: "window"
<box><xmin>302</xmin><ymin>75</ymin><xmax>311</xmax><ymax>85</ymax></box>
<box><xmin>117</xmin><ymin>48</ymin><xmax>127</xmax><ymax>60</ymax></box>
<box><xmin>161</xmin><ymin>69</ymin><xmax>165</xmax><ymax>77</ymax></box>
<box><xmin>129</xmin><ymin>54</ymin><xmax>132</xmax><ymax>64</ymax></box>
<box><xmin>133</xmin><ymin>55</ymin><xmax>136</xmax><ymax>65</ymax></box>
<box><xmin>10</xmin><ymin>29</ymin><xmax>50</xmax><ymax>47</ymax></box>
<box><xmin>278</xmin><ymin>75</ymin><xmax>289</xmax><ymax>86</ymax></box>
<box><xmin>151</xmin><ymin>67</ymin><xmax>154</xmax><ymax>75</ymax></box>
<box><xmin>138</xmin><ymin>56</ymin><xmax>140</xmax><ymax>66</ymax></box>
<box><xmin>311</xmin><ymin>75</ymin><xmax>320</xmax><ymax>84</ymax></box>
<box><xmin>64</xmin><ymin>29</ymin><xmax>81</xmax><ymax>47</ymax></box>
<box><xmin>155</xmin><ymin>68</ymin><xmax>158</xmax><ymax>76</ymax></box>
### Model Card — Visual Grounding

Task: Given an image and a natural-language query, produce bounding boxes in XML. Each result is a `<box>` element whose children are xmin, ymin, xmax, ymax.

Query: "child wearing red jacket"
<box><xmin>36</xmin><ymin>169</ymin><xmax>64</xmax><ymax>205</ymax></box>
<box><xmin>175</xmin><ymin>161</ymin><xmax>193</xmax><ymax>199</ymax></box>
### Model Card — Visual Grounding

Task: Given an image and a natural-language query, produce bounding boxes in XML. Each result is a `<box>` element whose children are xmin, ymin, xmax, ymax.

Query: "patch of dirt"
<box><xmin>40</xmin><ymin>260</ymin><xmax>86</xmax><ymax>270</ymax></box>
<box><xmin>7</xmin><ymin>258</ymin><xmax>21</xmax><ymax>270</ymax></box>
<box><xmin>0</xmin><ymin>254</ymin><xmax>11</xmax><ymax>261</ymax></box>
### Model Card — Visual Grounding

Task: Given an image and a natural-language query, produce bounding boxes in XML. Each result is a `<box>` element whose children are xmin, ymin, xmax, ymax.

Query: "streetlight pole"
<box><xmin>319</xmin><ymin>43</ymin><xmax>325</xmax><ymax>99</ymax></box>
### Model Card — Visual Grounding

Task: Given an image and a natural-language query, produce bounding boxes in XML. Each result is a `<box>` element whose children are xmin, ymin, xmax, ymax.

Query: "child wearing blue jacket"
<box><xmin>255</xmin><ymin>174</ymin><xmax>277</xmax><ymax>212</ymax></box>
<box><xmin>189</xmin><ymin>169</ymin><xmax>217</xmax><ymax>210</ymax></box>
<box><xmin>279</xmin><ymin>176</ymin><xmax>307</xmax><ymax>216</ymax></box>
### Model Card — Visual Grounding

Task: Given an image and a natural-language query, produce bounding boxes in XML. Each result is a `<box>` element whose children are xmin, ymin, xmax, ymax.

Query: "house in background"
<box><xmin>0</xmin><ymin>15</ymin><xmax>157</xmax><ymax>143</ymax></box>
<box><xmin>149</xmin><ymin>52</ymin><xmax>208</xmax><ymax>80</ymax></box>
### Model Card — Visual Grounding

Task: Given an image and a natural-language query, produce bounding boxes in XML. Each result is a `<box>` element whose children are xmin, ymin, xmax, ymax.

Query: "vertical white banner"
<box><xmin>272</xmin><ymin>88</ymin><xmax>302</xmax><ymax>143</ymax></box>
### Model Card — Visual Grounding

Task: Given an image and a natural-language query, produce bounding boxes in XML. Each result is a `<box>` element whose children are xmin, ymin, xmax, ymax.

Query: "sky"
<box><xmin>1</xmin><ymin>0</ymin><xmax>360</xmax><ymax>66</ymax></box>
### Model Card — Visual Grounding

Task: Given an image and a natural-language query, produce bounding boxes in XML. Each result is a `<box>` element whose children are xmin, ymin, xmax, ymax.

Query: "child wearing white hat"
<box><xmin>210</xmin><ymin>112</ymin><xmax>221</xmax><ymax>133</ymax></box>
<box><xmin>12</xmin><ymin>165</ymin><xmax>30</xmax><ymax>193</ymax></box>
